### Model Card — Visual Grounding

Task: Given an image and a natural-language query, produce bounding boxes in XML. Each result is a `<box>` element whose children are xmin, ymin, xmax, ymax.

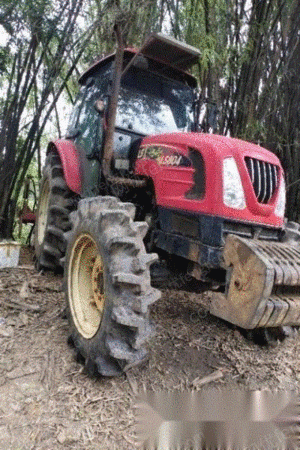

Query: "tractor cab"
<box><xmin>65</xmin><ymin>34</ymin><xmax>200</xmax><ymax>189</ymax></box>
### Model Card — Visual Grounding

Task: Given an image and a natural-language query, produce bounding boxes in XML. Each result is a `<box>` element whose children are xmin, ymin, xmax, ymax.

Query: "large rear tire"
<box><xmin>64</xmin><ymin>196</ymin><xmax>161</xmax><ymax>376</ymax></box>
<box><xmin>34</xmin><ymin>151</ymin><xmax>78</xmax><ymax>271</ymax></box>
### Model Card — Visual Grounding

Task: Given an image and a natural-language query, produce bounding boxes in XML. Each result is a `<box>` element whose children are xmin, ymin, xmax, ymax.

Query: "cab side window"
<box><xmin>67</xmin><ymin>65</ymin><xmax>111</xmax><ymax>157</ymax></box>
<box><xmin>75</xmin><ymin>80</ymin><xmax>101</xmax><ymax>157</ymax></box>
<box><xmin>66</xmin><ymin>87</ymin><xmax>85</xmax><ymax>138</ymax></box>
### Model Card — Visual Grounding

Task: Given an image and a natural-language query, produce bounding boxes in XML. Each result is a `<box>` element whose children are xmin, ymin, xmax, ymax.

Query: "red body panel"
<box><xmin>134</xmin><ymin>133</ymin><xmax>284</xmax><ymax>228</ymax></box>
<box><xmin>48</xmin><ymin>139</ymin><xmax>82</xmax><ymax>195</ymax></box>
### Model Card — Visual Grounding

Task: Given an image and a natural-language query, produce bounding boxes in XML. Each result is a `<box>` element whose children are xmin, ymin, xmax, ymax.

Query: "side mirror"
<box><xmin>94</xmin><ymin>99</ymin><xmax>105</xmax><ymax>115</ymax></box>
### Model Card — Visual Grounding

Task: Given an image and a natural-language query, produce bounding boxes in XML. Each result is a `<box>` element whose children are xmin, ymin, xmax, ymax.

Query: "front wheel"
<box><xmin>64</xmin><ymin>196</ymin><xmax>161</xmax><ymax>376</ymax></box>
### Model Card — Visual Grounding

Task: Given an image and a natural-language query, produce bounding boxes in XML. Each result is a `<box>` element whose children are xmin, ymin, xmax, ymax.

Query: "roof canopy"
<box><xmin>79</xmin><ymin>33</ymin><xmax>200</xmax><ymax>85</ymax></box>
<box><xmin>137</xmin><ymin>33</ymin><xmax>201</xmax><ymax>70</ymax></box>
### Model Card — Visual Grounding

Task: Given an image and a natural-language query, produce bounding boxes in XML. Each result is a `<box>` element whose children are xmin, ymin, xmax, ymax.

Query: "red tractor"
<box><xmin>34</xmin><ymin>34</ymin><xmax>300</xmax><ymax>376</ymax></box>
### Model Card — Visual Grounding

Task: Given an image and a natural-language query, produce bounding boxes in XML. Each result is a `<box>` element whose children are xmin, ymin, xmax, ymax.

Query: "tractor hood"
<box><xmin>134</xmin><ymin>132</ymin><xmax>285</xmax><ymax>228</ymax></box>
<box><xmin>140</xmin><ymin>132</ymin><xmax>277</xmax><ymax>162</ymax></box>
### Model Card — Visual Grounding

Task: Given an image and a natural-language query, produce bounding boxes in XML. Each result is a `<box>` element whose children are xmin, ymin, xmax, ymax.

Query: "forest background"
<box><xmin>0</xmin><ymin>0</ymin><xmax>300</xmax><ymax>240</ymax></box>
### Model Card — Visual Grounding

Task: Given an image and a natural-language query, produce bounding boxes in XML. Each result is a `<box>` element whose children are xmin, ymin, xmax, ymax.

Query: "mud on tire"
<box><xmin>64</xmin><ymin>196</ymin><xmax>161</xmax><ymax>376</ymax></box>
<box><xmin>34</xmin><ymin>151</ymin><xmax>78</xmax><ymax>271</ymax></box>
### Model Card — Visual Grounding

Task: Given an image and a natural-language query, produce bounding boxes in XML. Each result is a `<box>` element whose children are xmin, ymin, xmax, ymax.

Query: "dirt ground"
<box><xmin>0</xmin><ymin>247</ymin><xmax>300</xmax><ymax>449</ymax></box>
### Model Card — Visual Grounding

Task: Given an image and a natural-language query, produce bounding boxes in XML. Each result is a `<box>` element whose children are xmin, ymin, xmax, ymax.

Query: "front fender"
<box><xmin>48</xmin><ymin>139</ymin><xmax>82</xmax><ymax>195</ymax></box>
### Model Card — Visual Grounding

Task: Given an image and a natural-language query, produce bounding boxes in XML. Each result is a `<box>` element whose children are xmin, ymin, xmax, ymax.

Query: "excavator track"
<box><xmin>210</xmin><ymin>235</ymin><xmax>300</xmax><ymax>329</ymax></box>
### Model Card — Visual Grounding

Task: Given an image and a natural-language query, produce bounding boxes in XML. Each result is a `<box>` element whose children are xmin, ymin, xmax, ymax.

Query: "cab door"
<box><xmin>66</xmin><ymin>67</ymin><xmax>111</xmax><ymax>197</ymax></box>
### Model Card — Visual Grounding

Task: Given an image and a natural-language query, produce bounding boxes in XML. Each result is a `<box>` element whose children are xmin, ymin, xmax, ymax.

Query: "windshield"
<box><xmin>116</xmin><ymin>68</ymin><xmax>194</xmax><ymax>135</ymax></box>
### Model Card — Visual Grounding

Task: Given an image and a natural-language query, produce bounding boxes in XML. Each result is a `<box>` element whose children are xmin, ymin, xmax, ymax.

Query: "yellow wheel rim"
<box><xmin>37</xmin><ymin>179</ymin><xmax>50</xmax><ymax>245</ymax></box>
<box><xmin>68</xmin><ymin>234</ymin><xmax>105</xmax><ymax>339</ymax></box>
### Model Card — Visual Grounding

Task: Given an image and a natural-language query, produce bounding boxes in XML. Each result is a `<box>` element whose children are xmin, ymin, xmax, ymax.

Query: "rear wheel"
<box><xmin>65</xmin><ymin>196</ymin><xmax>161</xmax><ymax>376</ymax></box>
<box><xmin>34</xmin><ymin>151</ymin><xmax>78</xmax><ymax>271</ymax></box>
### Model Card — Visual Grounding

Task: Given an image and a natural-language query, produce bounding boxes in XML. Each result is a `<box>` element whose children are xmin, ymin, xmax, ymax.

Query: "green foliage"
<box><xmin>0</xmin><ymin>46</ymin><xmax>9</xmax><ymax>74</ymax></box>
<box><xmin>0</xmin><ymin>0</ymin><xmax>98</xmax><ymax>238</ymax></box>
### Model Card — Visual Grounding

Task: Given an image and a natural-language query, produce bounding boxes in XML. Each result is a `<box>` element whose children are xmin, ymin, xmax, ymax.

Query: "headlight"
<box><xmin>223</xmin><ymin>157</ymin><xmax>246</xmax><ymax>209</ymax></box>
<box><xmin>274</xmin><ymin>176</ymin><xmax>286</xmax><ymax>218</ymax></box>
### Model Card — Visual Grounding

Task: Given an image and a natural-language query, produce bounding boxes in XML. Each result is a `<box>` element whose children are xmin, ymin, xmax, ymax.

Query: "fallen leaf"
<box><xmin>19</xmin><ymin>312</ymin><xmax>29</xmax><ymax>326</ymax></box>
<box><xmin>11</xmin><ymin>402</ymin><xmax>22</xmax><ymax>412</ymax></box>
<box><xmin>191</xmin><ymin>369</ymin><xmax>225</xmax><ymax>389</ymax></box>
<box><xmin>126</xmin><ymin>372</ymin><xmax>139</xmax><ymax>395</ymax></box>
<box><xmin>3</xmin><ymin>297</ymin><xmax>40</xmax><ymax>312</ymax></box>
<box><xmin>0</xmin><ymin>326</ymin><xmax>14</xmax><ymax>337</ymax></box>
<box><xmin>57</xmin><ymin>430</ymin><xmax>66</xmax><ymax>444</ymax></box>
<box><xmin>19</xmin><ymin>280</ymin><xmax>29</xmax><ymax>299</ymax></box>
<box><xmin>5</xmin><ymin>318</ymin><xmax>16</xmax><ymax>326</ymax></box>
<box><xmin>57</xmin><ymin>425</ymin><xmax>81</xmax><ymax>444</ymax></box>
<box><xmin>6</xmin><ymin>367</ymin><xmax>36</xmax><ymax>379</ymax></box>
<box><xmin>123</xmin><ymin>433</ymin><xmax>138</xmax><ymax>446</ymax></box>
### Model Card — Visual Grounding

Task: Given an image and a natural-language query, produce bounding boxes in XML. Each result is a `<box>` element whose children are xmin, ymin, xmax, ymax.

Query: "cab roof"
<box><xmin>79</xmin><ymin>33</ymin><xmax>200</xmax><ymax>88</ymax></box>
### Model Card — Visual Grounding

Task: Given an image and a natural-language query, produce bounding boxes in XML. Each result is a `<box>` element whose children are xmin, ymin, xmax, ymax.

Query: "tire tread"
<box><xmin>65</xmin><ymin>196</ymin><xmax>161</xmax><ymax>376</ymax></box>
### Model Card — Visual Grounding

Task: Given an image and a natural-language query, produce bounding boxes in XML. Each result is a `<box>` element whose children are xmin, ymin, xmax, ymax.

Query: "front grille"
<box><xmin>245</xmin><ymin>157</ymin><xmax>278</xmax><ymax>203</ymax></box>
